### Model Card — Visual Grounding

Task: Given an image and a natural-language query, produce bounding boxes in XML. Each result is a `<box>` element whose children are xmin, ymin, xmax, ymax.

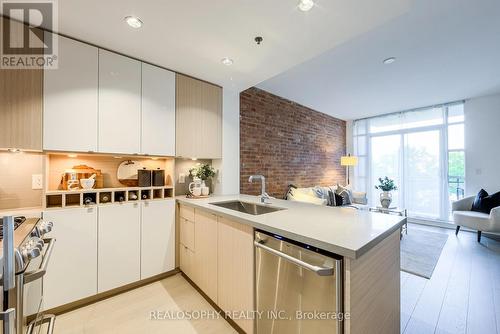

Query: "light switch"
<box><xmin>32</xmin><ymin>174</ymin><xmax>43</xmax><ymax>190</ymax></box>
<box><xmin>179</xmin><ymin>173</ymin><xmax>186</xmax><ymax>184</ymax></box>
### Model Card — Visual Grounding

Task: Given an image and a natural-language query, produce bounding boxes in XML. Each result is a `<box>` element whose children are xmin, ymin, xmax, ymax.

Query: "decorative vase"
<box><xmin>380</xmin><ymin>191</ymin><xmax>392</xmax><ymax>208</ymax></box>
<box><xmin>201</xmin><ymin>180</ymin><xmax>209</xmax><ymax>196</ymax></box>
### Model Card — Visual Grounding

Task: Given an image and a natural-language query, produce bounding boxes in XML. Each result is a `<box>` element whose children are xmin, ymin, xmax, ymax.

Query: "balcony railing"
<box><xmin>449</xmin><ymin>175</ymin><xmax>465</xmax><ymax>200</ymax></box>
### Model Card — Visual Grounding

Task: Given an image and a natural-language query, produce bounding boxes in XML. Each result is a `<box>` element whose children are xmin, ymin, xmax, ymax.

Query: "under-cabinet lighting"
<box><xmin>67</xmin><ymin>154</ymin><xmax>78</xmax><ymax>158</ymax></box>
<box><xmin>7</xmin><ymin>148</ymin><xmax>21</xmax><ymax>153</ymax></box>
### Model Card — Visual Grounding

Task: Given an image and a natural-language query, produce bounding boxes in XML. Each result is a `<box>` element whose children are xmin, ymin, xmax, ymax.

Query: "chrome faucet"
<box><xmin>248</xmin><ymin>175</ymin><xmax>271</xmax><ymax>204</ymax></box>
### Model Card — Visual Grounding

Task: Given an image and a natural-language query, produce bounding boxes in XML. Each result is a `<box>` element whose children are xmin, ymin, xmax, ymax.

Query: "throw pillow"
<box><xmin>334</xmin><ymin>193</ymin><xmax>344</xmax><ymax>206</ymax></box>
<box><xmin>481</xmin><ymin>191</ymin><xmax>500</xmax><ymax>213</ymax></box>
<box><xmin>471</xmin><ymin>189</ymin><xmax>489</xmax><ymax>214</ymax></box>
<box><xmin>327</xmin><ymin>190</ymin><xmax>336</xmax><ymax>206</ymax></box>
<box><xmin>288</xmin><ymin>188</ymin><xmax>327</xmax><ymax>206</ymax></box>
<box><xmin>313</xmin><ymin>186</ymin><xmax>332</xmax><ymax>205</ymax></box>
<box><xmin>336</xmin><ymin>184</ymin><xmax>352</xmax><ymax>205</ymax></box>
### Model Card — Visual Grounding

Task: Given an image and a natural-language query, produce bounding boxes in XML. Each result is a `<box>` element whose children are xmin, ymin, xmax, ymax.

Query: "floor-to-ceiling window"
<box><xmin>353</xmin><ymin>102</ymin><xmax>465</xmax><ymax>222</ymax></box>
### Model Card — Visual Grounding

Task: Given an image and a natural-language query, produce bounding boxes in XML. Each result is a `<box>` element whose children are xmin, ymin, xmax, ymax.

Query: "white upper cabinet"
<box><xmin>43</xmin><ymin>33</ymin><xmax>98</xmax><ymax>152</ymax></box>
<box><xmin>141</xmin><ymin>63</ymin><xmax>176</xmax><ymax>156</ymax></box>
<box><xmin>98</xmin><ymin>50</ymin><xmax>141</xmax><ymax>154</ymax></box>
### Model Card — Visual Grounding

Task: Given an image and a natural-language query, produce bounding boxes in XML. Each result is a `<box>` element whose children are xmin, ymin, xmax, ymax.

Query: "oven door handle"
<box><xmin>24</xmin><ymin>238</ymin><xmax>56</xmax><ymax>284</ymax></box>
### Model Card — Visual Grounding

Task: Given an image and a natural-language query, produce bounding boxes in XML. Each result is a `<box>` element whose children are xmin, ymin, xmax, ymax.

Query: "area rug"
<box><xmin>400</xmin><ymin>229</ymin><xmax>448</xmax><ymax>279</ymax></box>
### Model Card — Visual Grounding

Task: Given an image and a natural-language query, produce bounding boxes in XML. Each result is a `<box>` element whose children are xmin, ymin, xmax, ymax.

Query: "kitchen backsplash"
<box><xmin>175</xmin><ymin>159</ymin><xmax>216</xmax><ymax>196</ymax></box>
<box><xmin>0</xmin><ymin>152</ymin><xmax>44</xmax><ymax>210</ymax></box>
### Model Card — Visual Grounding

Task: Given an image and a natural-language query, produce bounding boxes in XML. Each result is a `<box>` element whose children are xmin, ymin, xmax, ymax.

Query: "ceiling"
<box><xmin>3</xmin><ymin>0</ymin><xmax>410</xmax><ymax>91</ymax></box>
<box><xmin>258</xmin><ymin>0</ymin><xmax>500</xmax><ymax>120</ymax></box>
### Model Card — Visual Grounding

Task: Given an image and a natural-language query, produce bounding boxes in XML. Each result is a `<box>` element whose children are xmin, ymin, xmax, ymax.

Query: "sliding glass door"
<box><xmin>370</xmin><ymin>135</ymin><xmax>401</xmax><ymax>207</ymax></box>
<box><xmin>369</xmin><ymin>130</ymin><xmax>443</xmax><ymax>219</ymax></box>
<box><xmin>404</xmin><ymin>130</ymin><xmax>442</xmax><ymax>219</ymax></box>
<box><xmin>354</xmin><ymin>102</ymin><xmax>465</xmax><ymax>223</ymax></box>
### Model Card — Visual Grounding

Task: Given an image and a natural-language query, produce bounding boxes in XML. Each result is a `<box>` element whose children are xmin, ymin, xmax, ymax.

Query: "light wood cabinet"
<box><xmin>0</xmin><ymin>66</ymin><xmax>42</xmax><ymax>151</ymax></box>
<box><xmin>141</xmin><ymin>63</ymin><xmax>176</xmax><ymax>156</ymax></box>
<box><xmin>178</xmin><ymin>205</ymin><xmax>255</xmax><ymax>333</ymax></box>
<box><xmin>43</xmin><ymin>34</ymin><xmax>98</xmax><ymax>152</ymax></box>
<box><xmin>193</xmin><ymin>209</ymin><xmax>218</xmax><ymax>302</ymax></box>
<box><xmin>217</xmin><ymin>217</ymin><xmax>255</xmax><ymax>334</ymax></box>
<box><xmin>98</xmin><ymin>50</ymin><xmax>141</xmax><ymax>154</ymax></box>
<box><xmin>175</xmin><ymin>74</ymin><xmax>222</xmax><ymax>159</ymax></box>
<box><xmin>140</xmin><ymin>199</ymin><xmax>175</xmax><ymax>279</ymax></box>
<box><xmin>98</xmin><ymin>202</ymin><xmax>141</xmax><ymax>292</ymax></box>
<box><xmin>42</xmin><ymin>207</ymin><xmax>98</xmax><ymax>310</ymax></box>
<box><xmin>0</xmin><ymin>17</ymin><xmax>42</xmax><ymax>151</ymax></box>
<box><xmin>179</xmin><ymin>241</ymin><xmax>195</xmax><ymax>279</ymax></box>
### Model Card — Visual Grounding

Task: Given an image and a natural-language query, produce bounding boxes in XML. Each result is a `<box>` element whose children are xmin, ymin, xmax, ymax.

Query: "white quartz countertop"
<box><xmin>176</xmin><ymin>194</ymin><xmax>406</xmax><ymax>259</ymax></box>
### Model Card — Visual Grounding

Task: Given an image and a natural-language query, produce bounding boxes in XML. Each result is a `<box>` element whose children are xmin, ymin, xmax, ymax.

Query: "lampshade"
<box><xmin>341</xmin><ymin>155</ymin><xmax>358</xmax><ymax>166</ymax></box>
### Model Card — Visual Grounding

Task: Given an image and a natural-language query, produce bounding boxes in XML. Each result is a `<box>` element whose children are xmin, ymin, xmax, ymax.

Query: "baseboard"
<box><xmin>39</xmin><ymin>268</ymin><xmax>180</xmax><ymax>318</ymax></box>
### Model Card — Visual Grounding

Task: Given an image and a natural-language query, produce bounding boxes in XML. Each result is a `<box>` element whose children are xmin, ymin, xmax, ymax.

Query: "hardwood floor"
<box><xmin>402</xmin><ymin>224</ymin><xmax>500</xmax><ymax>334</ymax></box>
<box><xmin>54</xmin><ymin>224</ymin><xmax>499</xmax><ymax>334</ymax></box>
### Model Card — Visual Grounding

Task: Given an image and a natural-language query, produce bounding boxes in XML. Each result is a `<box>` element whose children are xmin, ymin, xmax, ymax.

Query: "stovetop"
<box><xmin>0</xmin><ymin>216</ymin><xmax>26</xmax><ymax>240</ymax></box>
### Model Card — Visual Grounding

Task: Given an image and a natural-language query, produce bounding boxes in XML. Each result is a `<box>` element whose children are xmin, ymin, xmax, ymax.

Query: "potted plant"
<box><xmin>189</xmin><ymin>164</ymin><xmax>216</xmax><ymax>195</ymax></box>
<box><xmin>375</xmin><ymin>177</ymin><xmax>398</xmax><ymax>208</ymax></box>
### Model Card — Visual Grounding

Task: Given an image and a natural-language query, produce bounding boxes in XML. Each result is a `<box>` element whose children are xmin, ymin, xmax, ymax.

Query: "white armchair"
<box><xmin>452</xmin><ymin>196</ymin><xmax>500</xmax><ymax>242</ymax></box>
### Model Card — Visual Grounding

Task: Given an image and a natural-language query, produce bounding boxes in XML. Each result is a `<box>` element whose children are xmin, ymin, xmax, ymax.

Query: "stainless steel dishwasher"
<box><xmin>255</xmin><ymin>230</ymin><xmax>343</xmax><ymax>334</ymax></box>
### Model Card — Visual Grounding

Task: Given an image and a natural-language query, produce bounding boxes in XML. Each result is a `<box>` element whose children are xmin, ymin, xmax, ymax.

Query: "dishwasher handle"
<box><xmin>254</xmin><ymin>240</ymin><xmax>334</xmax><ymax>276</ymax></box>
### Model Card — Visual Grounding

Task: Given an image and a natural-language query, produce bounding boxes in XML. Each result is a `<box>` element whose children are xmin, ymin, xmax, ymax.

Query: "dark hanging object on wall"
<box><xmin>152</xmin><ymin>169</ymin><xmax>165</xmax><ymax>187</ymax></box>
<box><xmin>255</xmin><ymin>36</ymin><xmax>263</xmax><ymax>45</ymax></box>
<box><xmin>138</xmin><ymin>168</ymin><xmax>152</xmax><ymax>187</ymax></box>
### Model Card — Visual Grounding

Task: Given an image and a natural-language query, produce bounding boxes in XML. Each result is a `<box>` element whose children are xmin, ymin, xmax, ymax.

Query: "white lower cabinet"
<box><xmin>98</xmin><ymin>203</ymin><xmax>141</xmax><ymax>292</ymax></box>
<box><xmin>43</xmin><ymin>207</ymin><xmax>98</xmax><ymax>310</ymax></box>
<box><xmin>140</xmin><ymin>200</ymin><xmax>175</xmax><ymax>279</ymax></box>
<box><xmin>42</xmin><ymin>199</ymin><xmax>175</xmax><ymax>309</ymax></box>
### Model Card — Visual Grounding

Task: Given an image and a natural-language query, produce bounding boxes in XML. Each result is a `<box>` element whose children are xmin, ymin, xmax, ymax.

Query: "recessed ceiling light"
<box><xmin>298</xmin><ymin>0</ymin><xmax>314</xmax><ymax>11</ymax></box>
<box><xmin>124</xmin><ymin>16</ymin><xmax>143</xmax><ymax>29</ymax></box>
<box><xmin>221</xmin><ymin>57</ymin><xmax>234</xmax><ymax>66</ymax></box>
<box><xmin>383</xmin><ymin>57</ymin><xmax>396</xmax><ymax>64</ymax></box>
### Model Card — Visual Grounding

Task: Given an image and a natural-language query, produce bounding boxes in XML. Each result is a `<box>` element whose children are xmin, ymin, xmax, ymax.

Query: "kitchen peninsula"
<box><xmin>177</xmin><ymin>194</ymin><xmax>405</xmax><ymax>334</ymax></box>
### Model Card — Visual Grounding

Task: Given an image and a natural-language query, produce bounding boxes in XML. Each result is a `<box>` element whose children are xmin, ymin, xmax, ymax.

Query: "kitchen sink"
<box><xmin>210</xmin><ymin>201</ymin><xmax>285</xmax><ymax>216</ymax></box>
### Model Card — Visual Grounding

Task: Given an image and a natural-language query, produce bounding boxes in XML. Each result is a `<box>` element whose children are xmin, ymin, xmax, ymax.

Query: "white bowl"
<box><xmin>80</xmin><ymin>178</ymin><xmax>95</xmax><ymax>189</ymax></box>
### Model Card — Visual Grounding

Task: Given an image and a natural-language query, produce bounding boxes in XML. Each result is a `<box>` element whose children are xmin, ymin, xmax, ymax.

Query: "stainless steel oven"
<box><xmin>1</xmin><ymin>216</ymin><xmax>56</xmax><ymax>334</ymax></box>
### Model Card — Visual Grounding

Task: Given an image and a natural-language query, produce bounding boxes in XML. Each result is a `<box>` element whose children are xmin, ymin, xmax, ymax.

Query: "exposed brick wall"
<box><xmin>240</xmin><ymin>87</ymin><xmax>346</xmax><ymax>197</ymax></box>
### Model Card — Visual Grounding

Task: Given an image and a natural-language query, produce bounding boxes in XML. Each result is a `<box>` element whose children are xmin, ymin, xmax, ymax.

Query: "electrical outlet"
<box><xmin>179</xmin><ymin>173</ymin><xmax>186</xmax><ymax>184</ymax></box>
<box><xmin>32</xmin><ymin>174</ymin><xmax>43</xmax><ymax>190</ymax></box>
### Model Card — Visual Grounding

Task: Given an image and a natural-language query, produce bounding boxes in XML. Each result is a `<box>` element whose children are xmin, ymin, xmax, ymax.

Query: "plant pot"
<box><xmin>380</xmin><ymin>191</ymin><xmax>392</xmax><ymax>208</ymax></box>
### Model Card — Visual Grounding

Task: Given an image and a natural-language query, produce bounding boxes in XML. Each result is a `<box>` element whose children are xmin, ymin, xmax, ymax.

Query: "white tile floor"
<box><xmin>54</xmin><ymin>224</ymin><xmax>500</xmax><ymax>334</ymax></box>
